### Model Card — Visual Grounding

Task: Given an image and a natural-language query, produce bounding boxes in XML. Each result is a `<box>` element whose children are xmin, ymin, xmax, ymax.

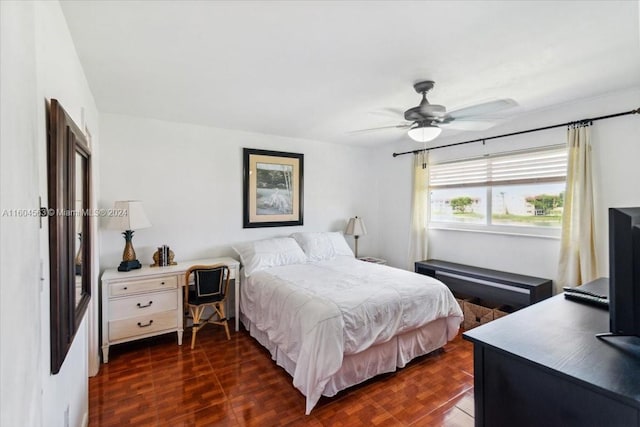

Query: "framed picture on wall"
<box><xmin>243</xmin><ymin>148</ymin><xmax>304</xmax><ymax>228</ymax></box>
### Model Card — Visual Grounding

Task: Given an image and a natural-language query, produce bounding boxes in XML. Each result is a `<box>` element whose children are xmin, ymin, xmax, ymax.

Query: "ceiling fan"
<box><xmin>358</xmin><ymin>81</ymin><xmax>518</xmax><ymax>142</ymax></box>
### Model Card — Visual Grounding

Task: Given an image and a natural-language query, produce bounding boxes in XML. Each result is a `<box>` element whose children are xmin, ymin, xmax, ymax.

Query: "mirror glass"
<box><xmin>74</xmin><ymin>152</ymin><xmax>84</xmax><ymax>309</ymax></box>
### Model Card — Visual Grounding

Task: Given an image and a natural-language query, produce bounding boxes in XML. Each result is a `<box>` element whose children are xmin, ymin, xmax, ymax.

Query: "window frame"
<box><xmin>427</xmin><ymin>145</ymin><xmax>567</xmax><ymax>238</ymax></box>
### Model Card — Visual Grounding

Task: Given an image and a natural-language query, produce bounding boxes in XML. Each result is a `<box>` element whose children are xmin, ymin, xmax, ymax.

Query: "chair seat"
<box><xmin>187</xmin><ymin>286</ymin><xmax>224</xmax><ymax>305</ymax></box>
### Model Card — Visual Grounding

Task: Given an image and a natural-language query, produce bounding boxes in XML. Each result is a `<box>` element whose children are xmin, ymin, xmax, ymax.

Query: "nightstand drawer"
<box><xmin>109</xmin><ymin>290</ymin><xmax>177</xmax><ymax>321</ymax></box>
<box><xmin>108</xmin><ymin>310</ymin><xmax>178</xmax><ymax>341</ymax></box>
<box><xmin>109</xmin><ymin>275</ymin><xmax>178</xmax><ymax>296</ymax></box>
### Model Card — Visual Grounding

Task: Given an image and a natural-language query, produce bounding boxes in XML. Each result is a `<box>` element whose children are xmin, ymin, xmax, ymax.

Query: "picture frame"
<box><xmin>243</xmin><ymin>148</ymin><xmax>304</xmax><ymax>228</ymax></box>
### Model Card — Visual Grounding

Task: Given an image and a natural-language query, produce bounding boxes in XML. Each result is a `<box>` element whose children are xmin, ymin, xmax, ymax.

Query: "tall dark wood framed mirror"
<box><xmin>47</xmin><ymin>99</ymin><xmax>92</xmax><ymax>374</ymax></box>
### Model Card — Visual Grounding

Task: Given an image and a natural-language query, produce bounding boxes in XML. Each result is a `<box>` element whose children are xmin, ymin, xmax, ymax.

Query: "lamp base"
<box><xmin>118</xmin><ymin>259</ymin><xmax>142</xmax><ymax>272</ymax></box>
<box><xmin>354</xmin><ymin>235</ymin><xmax>359</xmax><ymax>258</ymax></box>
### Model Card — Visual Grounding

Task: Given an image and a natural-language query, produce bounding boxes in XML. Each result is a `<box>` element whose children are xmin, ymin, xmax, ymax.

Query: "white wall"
<box><xmin>36</xmin><ymin>1</ymin><xmax>101</xmax><ymax>423</ymax></box>
<box><xmin>376</xmin><ymin>88</ymin><xmax>640</xmax><ymax>287</ymax></box>
<box><xmin>0</xmin><ymin>2</ymin><xmax>42</xmax><ymax>426</ymax></box>
<box><xmin>1</xmin><ymin>1</ymin><xmax>100</xmax><ymax>426</ymax></box>
<box><xmin>98</xmin><ymin>114</ymin><xmax>379</xmax><ymax>306</ymax></box>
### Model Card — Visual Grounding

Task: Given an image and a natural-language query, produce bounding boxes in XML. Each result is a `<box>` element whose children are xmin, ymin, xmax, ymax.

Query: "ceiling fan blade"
<box><xmin>348</xmin><ymin>123</ymin><xmax>412</xmax><ymax>134</ymax></box>
<box><xmin>369</xmin><ymin>107</ymin><xmax>405</xmax><ymax>118</ymax></box>
<box><xmin>447</xmin><ymin>99</ymin><xmax>517</xmax><ymax>119</ymax></box>
<box><xmin>440</xmin><ymin>120</ymin><xmax>497</xmax><ymax>131</ymax></box>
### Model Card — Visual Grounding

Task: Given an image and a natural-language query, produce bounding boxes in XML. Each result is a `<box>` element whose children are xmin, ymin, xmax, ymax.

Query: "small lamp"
<box><xmin>345</xmin><ymin>216</ymin><xmax>367</xmax><ymax>258</ymax></box>
<box><xmin>110</xmin><ymin>200</ymin><xmax>151</xmax><ymax>271</ymax></box>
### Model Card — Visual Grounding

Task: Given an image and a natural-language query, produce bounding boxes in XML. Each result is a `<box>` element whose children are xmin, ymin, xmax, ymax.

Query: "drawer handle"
<box><xmin>137</xmin><ymin>301</ymin><xmax>153</xmax><ymax>308</ymax></box>
<box><xmin>123</xmin><ymin>286</ymin><xmax>128</xmax><ymax>290</ymax></box>
<box><xmin>137</xmin><ymin>320</ymin><xmax>154</xmax><ymax>328</ymax></box>
<box><xmin>160</xmin><ymin>281</ymin><xmax>165</xmax><ymax>285</ymax></box>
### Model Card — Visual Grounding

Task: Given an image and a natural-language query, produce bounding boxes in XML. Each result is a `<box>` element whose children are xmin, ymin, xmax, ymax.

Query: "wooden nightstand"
<box><xmin>358</xmin><ymin>256</ymin><xmax>387</xmax><ymax>265</ymax></box>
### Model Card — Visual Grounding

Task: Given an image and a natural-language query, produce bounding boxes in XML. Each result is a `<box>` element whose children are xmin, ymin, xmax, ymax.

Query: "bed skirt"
<box><xmin>240</xmin><ymin>312</ymin><xmax>457</xmax><ymax>413</ymax></box>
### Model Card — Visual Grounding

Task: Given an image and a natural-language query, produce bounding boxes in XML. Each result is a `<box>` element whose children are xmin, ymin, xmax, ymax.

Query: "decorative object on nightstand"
<box><xmin>345</xmin><ymin>216</ymin><xmax>367</xmax><ymax>258</ymax></box>
<box><xmin>110</xmin><ymin>200</ymin><xmax>151</xmax><ymax>272</ymax></box>
<box><xmin>151</xmin><ymin>245</ymin><xmax>177</xmax><ymax>267</ymax></box>
<box><xmin>358</xmin><ymin>256</ymin><xmax>387</xmax><ymax>265</ymax></box>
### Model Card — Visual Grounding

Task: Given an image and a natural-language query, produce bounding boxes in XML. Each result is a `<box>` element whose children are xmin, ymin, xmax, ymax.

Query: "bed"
<box><xmin>234</xmin><ymin>233</ymin><xmax>463</xmax><ymax>414</ymax></box>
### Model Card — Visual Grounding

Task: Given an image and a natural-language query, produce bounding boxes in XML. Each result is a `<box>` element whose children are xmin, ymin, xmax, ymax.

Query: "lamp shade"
<box><xmin>408</xmin><ymin>124</ymin><xmax>442</xmax><ymax>142</ymax></box>
<box><xmin>110</xmin><ymin>200</ymin><xmax>151</xmax><ymax>231</ymax></box>
<box><xmin>345</xmin><ymin>216</ymin><xmax>367</xmax><ymax>237</ymax></box>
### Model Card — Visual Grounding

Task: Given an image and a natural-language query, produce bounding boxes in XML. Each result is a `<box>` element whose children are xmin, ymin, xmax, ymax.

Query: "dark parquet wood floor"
<box><xmin>90</xmin><ymin>325</ymin><xmax>474</xmax><ymax>426</ymax></box>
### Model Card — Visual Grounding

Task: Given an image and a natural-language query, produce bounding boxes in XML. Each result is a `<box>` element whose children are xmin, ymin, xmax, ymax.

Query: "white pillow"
<box><xmin>291</xmin><ymin>231</ymin><xmax>354</xmax><ymax>261</ymax></box>
<box><xmin>326</xmin><ymin>232</ymin><xmax>355</xmax><ymax>257</ymax></box>
<box><xmin>232</xmin><ymin>237</ymin><xmax>307</xmax><ymax>277</ymax></box>
<box><xmin>291</xmin><ymin>232</ymin><xmax>335</xmax><ymax>261</ymax></box>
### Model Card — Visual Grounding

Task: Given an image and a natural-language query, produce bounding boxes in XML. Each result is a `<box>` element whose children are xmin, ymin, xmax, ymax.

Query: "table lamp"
<box><xmin>345</xmin><ymin>216</ymin><xmax>367</xmax><ymax>258</ymax></box>
<box><xmin>111</xmin><ymin>200</ymin><xmax>151</xmax><ymax>271</ymax></box>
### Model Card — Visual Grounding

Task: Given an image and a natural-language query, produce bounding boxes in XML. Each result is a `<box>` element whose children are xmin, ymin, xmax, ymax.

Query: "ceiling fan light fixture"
<box><xmin>408</xmin><ymin>124</ymin><xmax>442</xmax><ymax>142</ymax></box>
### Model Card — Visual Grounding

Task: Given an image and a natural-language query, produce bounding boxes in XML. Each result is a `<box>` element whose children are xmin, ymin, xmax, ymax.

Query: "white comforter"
<box><xmin>240</xmin><ymin>256</ymin><xmax>463</xmax><ymax>413</ymax></box>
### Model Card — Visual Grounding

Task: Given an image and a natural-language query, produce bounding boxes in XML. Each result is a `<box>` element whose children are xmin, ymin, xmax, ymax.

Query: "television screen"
<box><xmin>608</xmin><ymin>207</ymin><xmax>640</xmax><ymax>337</ymax></box>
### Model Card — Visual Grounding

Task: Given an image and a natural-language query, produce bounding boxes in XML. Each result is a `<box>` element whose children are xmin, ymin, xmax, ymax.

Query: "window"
<box><xmin>429</xmin><ymin>147</ymin><xmax>567</xmax><ymax>234</ymax></box>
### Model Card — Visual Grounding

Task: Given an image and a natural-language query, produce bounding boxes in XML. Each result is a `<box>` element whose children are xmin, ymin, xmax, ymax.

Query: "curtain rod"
<box><xmin>392</xmin><ymin>107</ymin><xmax>640</xmax><ymax>158</ymax></box>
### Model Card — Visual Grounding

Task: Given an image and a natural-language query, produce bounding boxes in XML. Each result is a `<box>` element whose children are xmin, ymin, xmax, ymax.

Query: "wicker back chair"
<box><xmin>184</xmin><ymin>264</ymin><xmax>231</xmax><ymax>348</ymax></box>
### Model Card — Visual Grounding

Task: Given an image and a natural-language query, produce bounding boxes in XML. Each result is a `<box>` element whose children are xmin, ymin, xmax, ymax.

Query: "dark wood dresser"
<box><xmin>463</xmin><ymin>278</ymin><xmax>640</xmax><ymax>427</ymax></box>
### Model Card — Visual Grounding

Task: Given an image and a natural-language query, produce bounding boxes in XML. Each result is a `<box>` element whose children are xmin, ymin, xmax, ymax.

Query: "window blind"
<box><xmin>430</xmin><ymin>147</ymin><xmax>567</xmax><ymax>189</ymax></box>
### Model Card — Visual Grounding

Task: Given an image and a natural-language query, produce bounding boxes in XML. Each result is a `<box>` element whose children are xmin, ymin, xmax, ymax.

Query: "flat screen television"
<box><xmin>608</xmin><ymin>207</ymin><xmax>640</xmax><ymax>337</ymax></box>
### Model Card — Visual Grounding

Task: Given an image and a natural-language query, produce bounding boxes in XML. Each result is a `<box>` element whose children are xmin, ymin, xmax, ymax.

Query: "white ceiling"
<box><xmin>60</xmin><ymin>0</ymin><xmax>640</xmax><ymax>147</ymax></box>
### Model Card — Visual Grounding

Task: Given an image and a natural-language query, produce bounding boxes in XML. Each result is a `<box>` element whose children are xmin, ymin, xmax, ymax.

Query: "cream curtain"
<box><xmin>408</xmin><ymin>151</ymin><xmax>429</xmax><ymax>269</ymax></box>
<box><xmin>557</xmin><ymin>124</ymin><xmax>598</xmax><ymax>292</ymax></box>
